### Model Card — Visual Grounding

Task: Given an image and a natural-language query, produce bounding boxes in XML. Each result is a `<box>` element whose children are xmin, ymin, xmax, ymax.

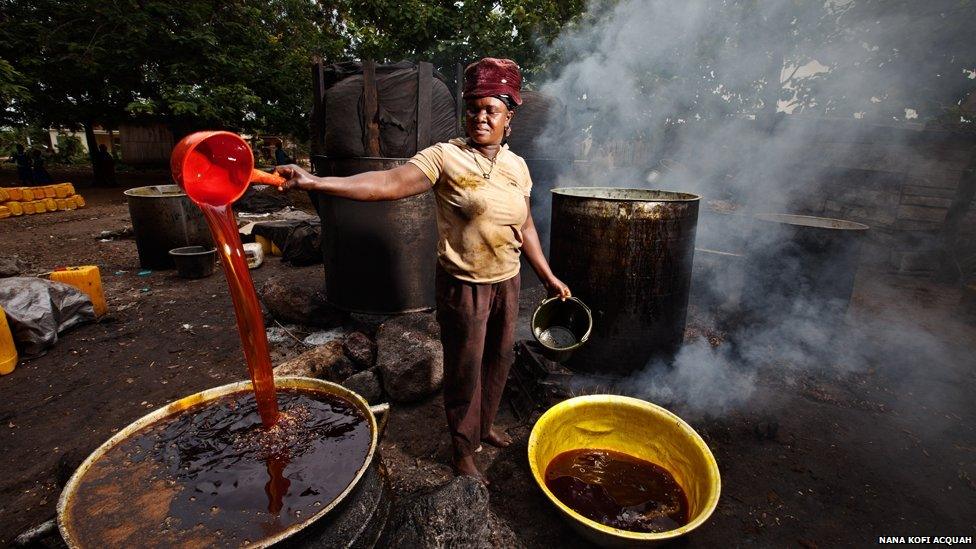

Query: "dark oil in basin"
<box><xmin>544</xmin><ymin>448</ymin><xmax>690</xmax><ymax>533</ymax></box>
<box><xmin>64</xmin><ymin>388</ymin><xmax>371</xmax><ymax>547</ymax></box>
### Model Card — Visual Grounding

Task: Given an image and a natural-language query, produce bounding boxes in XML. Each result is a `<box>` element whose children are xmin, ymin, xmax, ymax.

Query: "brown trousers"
<box><xmin>436</xmin><ymin>267</ymin><xmax>520</xmax><ymax>459</ymax></box>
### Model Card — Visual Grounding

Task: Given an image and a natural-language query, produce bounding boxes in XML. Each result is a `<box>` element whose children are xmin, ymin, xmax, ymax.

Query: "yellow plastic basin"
<box><xmin>528</xmin><ymin>395</ymin><xmax>721</xmax><ymax>547</ymax></box>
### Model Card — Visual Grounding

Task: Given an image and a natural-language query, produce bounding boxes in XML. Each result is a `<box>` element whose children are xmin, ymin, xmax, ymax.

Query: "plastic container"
<box><xmin>528</xmin><ymin>395</ymin><xmax>720</xmax><ymax>546</ymax></box>
<box><xmin>0</xmin><ymin>205</ymin><xmax>9</xmax><ymax>219</ymax></box>
<box><xmin>51</xmin><ymin>266</ymin><xmax>108</xmax><ymax>317</ymax></box>
<box><xmin>169</xmin><ymin>246</ymin><xmax>217</xmax><ymax>278</ymax></box>
<box><xmin>22</xmin><ymin>201</ymin><xmax>35</xmax><ymax>214</ymax></box>
<box><xmin>74</xmin><ymin>195</ymin><xmax>86</xmax><ymax>208</ymax></box>
<box><xmin>531</xmin><ymin>296</ymin><xmax>593</xmax><ymax>362</ymax></box>
<box><xmin>22</xmin><ymin>188</ymin><xmax>34</xmax><ymax>201</ymax></box>
<box><xmin>43</xmin><ymin>186</ymin><xmax>57</xmax><ymax>198</ymax></box>
<box><xmin>242</xmin><ymin>242</ymin><xmax>264</xmax><ymax>269</ymax></box>
<box><xmin>45</xmin><ymin>197</ymin><xmax>57</xmax><ymax>211</ymax></box>
<box><xmin>254</xmin><ymin>235</ymin><xmax>282</xmax><ymax>256</ymax></box>
<box><xmin>6</xmin><ymin>202</ymin><xmax>22</xmax><ymax>216</ymax></box>
<box><xmin>0</xmin><ymin>305</ymin><xmax>17</xmax><ymax>375</ymax></box>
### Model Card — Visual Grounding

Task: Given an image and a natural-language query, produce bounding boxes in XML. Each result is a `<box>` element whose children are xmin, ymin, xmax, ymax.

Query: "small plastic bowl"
<box><xmin>531</xmin><ymin>296</ymin><xmax>592</xmax><ymax>362</ymax></box>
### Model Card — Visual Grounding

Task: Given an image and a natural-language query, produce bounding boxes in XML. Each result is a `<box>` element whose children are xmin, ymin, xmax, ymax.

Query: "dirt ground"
<box><xmin>1</xmin><ymin>167</ymin><xmax>974</xmax><ymax>547</ymax></box>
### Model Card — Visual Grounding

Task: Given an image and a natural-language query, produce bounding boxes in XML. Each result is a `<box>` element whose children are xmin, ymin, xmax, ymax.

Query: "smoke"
<box><xmin>527</xmin><ymin>0</ymin><xmax>975</xmax><ymax>417</ymax></box>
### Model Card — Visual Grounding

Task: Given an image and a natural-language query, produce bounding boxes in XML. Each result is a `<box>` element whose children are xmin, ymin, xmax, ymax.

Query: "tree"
<box><xmin>0</xmin><ymin>0</ymin><xmax>348</xmax><ymax>172</ymax></box>
<box><xmin>329</xmin><ymin>0</ymin><xmax>587</xmax><ymax>85</ymax></box>
<box><xmin>0</xmin><ymin>0</ymin><xmax>588</xmax><ymax>178</ymax></box>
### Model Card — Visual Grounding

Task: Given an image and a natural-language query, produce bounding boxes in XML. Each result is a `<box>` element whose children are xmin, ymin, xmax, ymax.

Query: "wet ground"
<box><xmin>1</xmin><ymin>167</ymin><xmax>974</xmax><ymax>546</ymax></box>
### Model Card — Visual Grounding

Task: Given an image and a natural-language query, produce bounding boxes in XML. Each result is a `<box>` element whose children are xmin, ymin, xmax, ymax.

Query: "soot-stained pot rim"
<box><xmin>551</xmin><ymin>187</ymin><xmax>701</xmax><ymax>202</ymax></box>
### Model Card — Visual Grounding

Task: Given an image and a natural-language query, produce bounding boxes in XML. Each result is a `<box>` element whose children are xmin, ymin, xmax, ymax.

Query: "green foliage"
<box><xmin>0</xmin><ymin>126</ymin><xmax>47</xmax><ymax>154</ymax></box>
<box><xmin>0</xmin><ymin>0</ymin><xmax>349</xmax><ymax>137</ymax></box>
<box><xmin>333</xmin><ymin>0</ymin><xmax>587</xmax><ymax>85</ymax></box>
<box><xmin>0</xmin><ymin>0</ymin><xmax>586</xmax><ymax>138</ymax></box>
<box><xmin>51</xmin><ymin>134</ymin><xmax>90</xmax><ymax>165</ymax></box>
<box><xmin>0</xmin><ymin>57</ymin><xmax>28</xmax><ymax>114</ymax></box>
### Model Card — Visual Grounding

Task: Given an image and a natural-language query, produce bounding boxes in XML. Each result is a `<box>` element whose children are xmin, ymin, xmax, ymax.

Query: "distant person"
<box><xmin>31</xmin><ymin>149</ymin><xmax>52</xmax><ymax>184</ymax></box>
<box><xmin>10</xmin><ymin>144</ymin><xmax>32</xmax><ymax>184</ymax></box>
<box><xmin>93</xmin><ymin>144</ymin><xmax>116</xmax><ymax>186</ymax></box>
<box><xmin>274</xmin><ymin>143</ymin><xmax>291</xmax><ymax>166</ymax></box>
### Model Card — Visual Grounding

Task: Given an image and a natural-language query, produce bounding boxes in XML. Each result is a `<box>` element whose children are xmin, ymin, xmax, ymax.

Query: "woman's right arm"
<box><xmin>275</xmin><ymin>163</ymin><xmax>431</xmax><ymax>202</ymax></box>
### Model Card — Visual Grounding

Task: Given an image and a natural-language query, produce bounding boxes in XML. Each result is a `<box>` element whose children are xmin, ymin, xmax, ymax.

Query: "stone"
<box><xmin>258</xmin><ymin>275</ymin><xmax>346</xmax><ymax>328</ymax></box>
<box><xmin>383</xmin><ymin>476</ymin><xmax>518</xmax><ymax>548</ymax></box>
<box><xmin>342</xmin><ymin>368</ymin><xmax>383</xmax><ymax>404</ymax></box>
<box><xmin>0</xmin><ymin>257</ymin><xmax>26</xmax><ymax>278</ymax></box>
<box><xmin>343</xmin><ymin>331</ymin><xmax>376</xmax><ymax>368</ymax></box>
<box><xmin>376</xmin><ymin>314</ymin><xmax>443</xmax><ymax>403</ymax></box>
<box><xmin>273</xmin><ymin>340</ymin><xmax>357</xmax><ymax>381</ymax></box>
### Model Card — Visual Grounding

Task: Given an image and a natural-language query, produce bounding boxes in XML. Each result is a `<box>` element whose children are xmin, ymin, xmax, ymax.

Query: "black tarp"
<box><xmin>323</xmin><ymin>61</ymin><xmax>458</xmax><ymax>158</ymax></box>
<box><xmin>0</xmin><ymin>277</ymin><xmax>95</xmax><ymax>358</ymax></box>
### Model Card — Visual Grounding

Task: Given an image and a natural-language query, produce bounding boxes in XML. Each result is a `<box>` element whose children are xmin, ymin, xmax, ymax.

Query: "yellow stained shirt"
<box><xmin>409</xmin><ymin>138</ymin><xmax>532</xmax><ymax>284</ymax></box>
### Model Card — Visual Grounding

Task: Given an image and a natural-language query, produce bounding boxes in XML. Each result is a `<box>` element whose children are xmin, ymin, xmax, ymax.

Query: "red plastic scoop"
<box><xmin>170</xmin><ymin>131</ymin><xmax>284</xmax><ymax>427</ymax></box>
<box><xmin>171</xmin><ymin>131</ymin><xmax>286</xmax><ymax>207</ymax></box>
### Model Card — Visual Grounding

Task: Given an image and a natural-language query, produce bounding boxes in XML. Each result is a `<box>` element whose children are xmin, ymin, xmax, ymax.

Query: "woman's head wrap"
<box><xmin>463</xmin><ymin>58</ymin><xmax>523</xmax><ymax>107</ymax></box>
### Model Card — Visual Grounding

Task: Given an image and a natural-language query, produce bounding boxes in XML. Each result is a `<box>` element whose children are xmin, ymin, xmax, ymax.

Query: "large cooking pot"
<box><xmin>310</xmin><ymin>156</ymin><xmax>438</xmax><ymax>314</ymax></box>
<box><xmin>743</xmin><ymin>213</ymin><xmax>869</xmax><ymax>315</ymax></box>
<box><xmin>123</xmin><ymin>185</ymin><xmax>214</xmax><ymax>269</ymax></box>
<box><xmin>56</xmin><ymin>377</ymin><xmax>389</xmax><ymax>548</ymax></box>
<box><xmin>549</xmin><ymin>188</ymin><xmax>700</xmax><ymax>375</ymax></box>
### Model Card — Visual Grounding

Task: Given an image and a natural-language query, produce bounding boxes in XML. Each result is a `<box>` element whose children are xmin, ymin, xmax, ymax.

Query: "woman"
<box><xmin>277</xmin><ymin>58</ymin><xmax>570</xmax><ymax>483</ymax></box>
<box><xmin>31</xmin><ymin>149</ymin><xmax>52</xmax><ymax>184</ymax></box>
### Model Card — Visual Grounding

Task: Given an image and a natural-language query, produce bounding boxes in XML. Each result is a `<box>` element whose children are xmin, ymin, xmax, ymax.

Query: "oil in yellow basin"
<box><xmin>528</xmin><ymin>395</ymin><xmax>720</xmax><ymax>547</ymax></box>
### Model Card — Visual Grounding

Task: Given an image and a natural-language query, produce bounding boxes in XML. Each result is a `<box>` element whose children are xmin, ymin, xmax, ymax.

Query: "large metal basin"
<box><xmin>311</xmin><ymin>157</ymin><xmax>438</xmax><ymax>314</ymax></box>
<box><xmin>549</xmin><ymin>188</ymin><xmax>700</xmax><ymax>375</ymax></box>
<box><xmin>57</xmin><ymin>377</ymin><xmax>389</xmax><ymax>548</ymax></box>
<box><xmin>124</xmin><ymin>185</ymin><xmax>213</xmax><ymax>269</ymax></box>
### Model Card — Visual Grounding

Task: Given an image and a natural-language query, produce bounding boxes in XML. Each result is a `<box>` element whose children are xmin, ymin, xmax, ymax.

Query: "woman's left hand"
<box><xmin>544</xmin><ymin>276</ymin><xmax>571</xmax><ymax>301</ymax></box>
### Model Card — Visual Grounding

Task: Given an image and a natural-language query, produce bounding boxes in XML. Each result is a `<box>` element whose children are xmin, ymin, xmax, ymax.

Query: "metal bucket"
<box><xmin>549</xmin><ymin>188</ymin><xmax>700</xmax><ymax>375</ymax></box>
<box><xmin>531</xmin><ymin>296</ymin><xmax>593</xmax><ymax>362</ymax></box>
<box><xmin>169</xmin><ymin>245</ymin><xmax>216</xmax><ymax>279</ymax></box>
<box><xmin>310</xmin><ymin>157</ymin><xmax>438</xmax><ymax>314</ymax></box>
<box><xmin>528</xmin><ymin>395</ymin><xmax>721</xmax><ymax>547</ymax></box>
<box><xmin>57</xmin><ymin>377</ymin><xmax>390</xmax><ymax>548</ymax></box>
<box><xmin>124</xmin><ymin>185</ymin><xmax>214</xmax><ymax>269</ymax></box>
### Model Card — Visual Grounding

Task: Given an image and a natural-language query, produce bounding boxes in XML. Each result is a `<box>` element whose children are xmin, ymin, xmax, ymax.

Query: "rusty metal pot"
<box><xmin>310</xmin><ymin>156</ymin><xmax>438</xmax><ymax>314</ymax></box>
<box><xmin>123</xmin><ymin>185</ymin><xmax>213</xmax><ymax>269</ymax></box>
<box><xmin>743</xmin><ymin>213</ymin><xmax>869</xmax><ymax>315</ymax></box>
<box><xmin>549</xmin><ymin>188</ymin><xmax>700</xmax><ymax>376</ymax></box>
<box><xmin>56</xmin><ymin>377</ymin><xmax>390</xmax><ymax>548</ymax></box>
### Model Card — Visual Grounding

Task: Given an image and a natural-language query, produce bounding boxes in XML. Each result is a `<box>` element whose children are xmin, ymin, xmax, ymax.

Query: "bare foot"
<box><xmin>481</xmin><ymin>428</ymin><xmax>512</xmax><ymax>448</ymax></box>
<box><xmin>453</xmin><ymin>455</ymin><xmax>489</xmax><ymax>485</ymax></box>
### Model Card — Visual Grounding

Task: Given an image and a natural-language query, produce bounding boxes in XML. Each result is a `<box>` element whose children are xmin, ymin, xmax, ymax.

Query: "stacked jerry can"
<box><xmin>0</xmin><ymin>183</ymin><xmax>86</xmax><ymax>219</ymax></box>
